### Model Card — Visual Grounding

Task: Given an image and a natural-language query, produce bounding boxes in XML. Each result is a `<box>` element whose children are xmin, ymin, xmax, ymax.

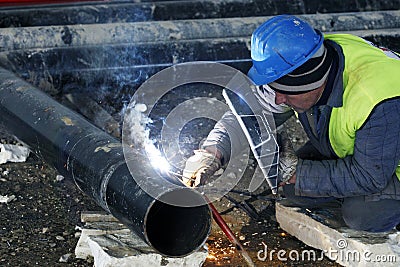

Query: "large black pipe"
<box><xmin>0</xmin><ymin>0</ymin><xmax>398</xmax><ymax>27</ymax></box>
<box><xmin>0</xmin><ymin>66</ymin><xmax>211</xmax><ymax>257</ymax></box>
<box><xmin>0</xmin><ymin>10</ymin><xmax>399</xmax><ymax>51</ymax></box>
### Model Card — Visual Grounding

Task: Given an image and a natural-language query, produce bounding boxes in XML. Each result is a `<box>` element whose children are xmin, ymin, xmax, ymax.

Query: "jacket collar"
<box><xmin>323</xmin><ymin>39</ymin><xmax>344</xmax><ymax>108</ymax></box>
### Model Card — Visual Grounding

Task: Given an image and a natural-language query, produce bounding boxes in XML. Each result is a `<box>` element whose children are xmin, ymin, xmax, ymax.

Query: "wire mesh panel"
<box><xmin>223</xmin><ymin>89</ymin><xmax>279</xmax><ymax>194</ymax></box>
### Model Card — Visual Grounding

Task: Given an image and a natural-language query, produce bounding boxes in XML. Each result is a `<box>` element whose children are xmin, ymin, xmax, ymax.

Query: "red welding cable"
<box><xmin>207</xmin><ymin>199</ymin><xmax>255</xmax><ymax>267</ymax></box>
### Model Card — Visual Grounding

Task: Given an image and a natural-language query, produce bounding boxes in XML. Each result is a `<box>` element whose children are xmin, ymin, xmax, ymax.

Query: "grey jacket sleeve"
<box><xmin>201</xmin><ymin>110</ymin><xmax>244</xmax><ymax>165</ymax></box>
<box><xmin>202</xmin><ymin>85</ymin><xmax>293</xmax><ymax>164</ymax></box>
<box><xmin>296</xmin><ymin>98</ymin><xmax>400</xmax><ymax>198</ymax></box>
<box><xmin>202</xmin><ymin>110</ymin><xmax>293</xmax><ymax>165</ymax></box>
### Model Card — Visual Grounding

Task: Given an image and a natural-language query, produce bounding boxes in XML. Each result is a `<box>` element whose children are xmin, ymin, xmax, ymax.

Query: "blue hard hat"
<box><xmin>248</xmin><ymin>15</ymin><xmax>324</xmax><ymax>86</ymax></box>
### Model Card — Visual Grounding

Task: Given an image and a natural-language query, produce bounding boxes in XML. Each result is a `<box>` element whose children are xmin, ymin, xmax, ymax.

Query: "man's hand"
<box><xmin>182</xmin><ymin>149</ymin><xmax>222</xmax><ymax>187</ymax></box>
<box><xmin>283</xmin><ymin>173</ymin><xmax>296</xmax><ymax>185</ymax></box>
<box><xmin>278</xmin><ymin>132</ymin><xmax>298</xmax><ymax>184</ymax></box>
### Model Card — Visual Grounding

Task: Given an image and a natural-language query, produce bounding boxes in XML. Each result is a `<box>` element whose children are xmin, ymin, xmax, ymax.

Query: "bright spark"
<box><xmin>145</xmin><ymin>143</ymin><xmax>171</xmax><ymax>174</ymax></box>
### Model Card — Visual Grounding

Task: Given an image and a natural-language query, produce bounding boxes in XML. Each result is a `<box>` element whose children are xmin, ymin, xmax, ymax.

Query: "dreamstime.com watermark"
<box><xmin>257</xmin><ymin>239</ymin><xmax>398</xmax><ymax>263</ymax></box>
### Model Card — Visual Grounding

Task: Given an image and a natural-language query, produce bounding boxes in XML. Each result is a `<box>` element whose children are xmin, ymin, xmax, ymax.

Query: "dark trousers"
<box><xmin>283</xmin><ymin>141</ymin><xmax>400</xmax><ymax>232</ymax></box>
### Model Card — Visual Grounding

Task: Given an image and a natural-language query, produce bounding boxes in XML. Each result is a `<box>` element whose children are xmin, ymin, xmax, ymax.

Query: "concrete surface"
<box><xmin>276</xmin><ymin>201</ymin><xmax>400</xmax><ymax>267</ymax></box>
<box><xmin>75</xmin><ymin>211</ymin><xmax>208</xmax><ymax>267</ymax></box>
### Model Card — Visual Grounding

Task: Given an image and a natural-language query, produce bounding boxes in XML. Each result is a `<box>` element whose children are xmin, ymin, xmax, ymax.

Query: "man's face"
<box><xmin>274</xmin><ymin>86</ymin><xmax>324</xmax><ymax>113</ymax></box>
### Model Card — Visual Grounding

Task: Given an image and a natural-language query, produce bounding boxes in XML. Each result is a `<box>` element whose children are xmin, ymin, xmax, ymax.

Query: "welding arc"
<box><xmin>206</xmin><ymin>198</ymin><xmax>256</xmax><ymax>267</ymax></box>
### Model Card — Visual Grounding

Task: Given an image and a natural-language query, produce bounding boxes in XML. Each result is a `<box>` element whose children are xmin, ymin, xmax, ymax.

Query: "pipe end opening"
<box><xmin>145</xmin><ymin>189</ymin><xmax>211</xmax><ymax>257</ymax></box>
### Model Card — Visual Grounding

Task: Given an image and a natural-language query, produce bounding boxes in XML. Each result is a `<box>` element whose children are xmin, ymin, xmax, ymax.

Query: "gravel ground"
<box><xmin>0</xmin><ymin>153</ymin><xmax>101</xmax><ymax>266</ymax></box>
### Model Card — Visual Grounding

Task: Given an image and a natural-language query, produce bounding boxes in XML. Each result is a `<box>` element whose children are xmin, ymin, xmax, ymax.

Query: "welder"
<box><xmin>183</xmin><ymin>15</ymin><xmax>400</xmax><ymax>232</ymax></box>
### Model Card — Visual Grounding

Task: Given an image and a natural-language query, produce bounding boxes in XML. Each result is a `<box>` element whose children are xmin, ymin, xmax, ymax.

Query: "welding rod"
<box><xmin>206</xmin><ymin>197</ymin><xmax>256</xmax><ymax>267</ymax></box>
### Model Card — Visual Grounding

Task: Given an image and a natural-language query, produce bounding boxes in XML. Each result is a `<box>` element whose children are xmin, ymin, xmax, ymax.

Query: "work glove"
<box><xmin>278</xmin><ymin>132</ymin><xmax>298</xmax><ymax>183</ymax></box>
<box><xmin>182</xmin><ymin>149</ymin><xmax>222</xmax><ymax>187</ymax></box>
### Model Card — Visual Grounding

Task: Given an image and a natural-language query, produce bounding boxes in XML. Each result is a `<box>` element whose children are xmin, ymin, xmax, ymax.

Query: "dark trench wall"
<box><xmin>0</xmin><ymin>0</ymin><xmax>398</xmax><ymax>27</ymax></box>
<box><xmin>0</xmin><ymin>0</ymin><xmax>398</xmax><ymax>121</ymax></box>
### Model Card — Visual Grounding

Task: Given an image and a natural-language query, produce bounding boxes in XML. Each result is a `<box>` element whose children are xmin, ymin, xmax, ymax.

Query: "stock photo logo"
<box><xmin>257</xmin><ymin>238</ymin><xmax>398</xmax><ymax>264</ymax></box>
<box><xmin>121</xmin><ymin>61</ymin><xmax>278</xmax><ymax>207</ymax></box>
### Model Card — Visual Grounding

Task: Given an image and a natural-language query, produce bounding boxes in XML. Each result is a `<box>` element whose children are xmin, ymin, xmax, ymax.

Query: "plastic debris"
<box><xmin>0</xmin><ymin>144</ymin><xmax>30</xmax><ymax>164</ymax></box>
<box><xmin>0</xmin><ymin>195</ymin><xmax>16</xmax><ymax>203</ymax></box>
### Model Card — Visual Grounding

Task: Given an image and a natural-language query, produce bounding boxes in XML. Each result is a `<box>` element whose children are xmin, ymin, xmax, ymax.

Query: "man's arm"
<box><xmin>202</xmin><ymin>109</ymin><xmax>293</xmax><ymax>165</ymax></box>
<box><xmin>295</xmin><ymin>98</ymin><xmax>400</xmax><ymax>198</ymax></box>
<box><xmin>201</xmin><ymin>110</ymin><xmax>244</xmax><ymax>165</ymax></box>
<box><xmin>202</xmin><ymin>85</ymin><xmax>293</xmax><ymax>164</ymax></box>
